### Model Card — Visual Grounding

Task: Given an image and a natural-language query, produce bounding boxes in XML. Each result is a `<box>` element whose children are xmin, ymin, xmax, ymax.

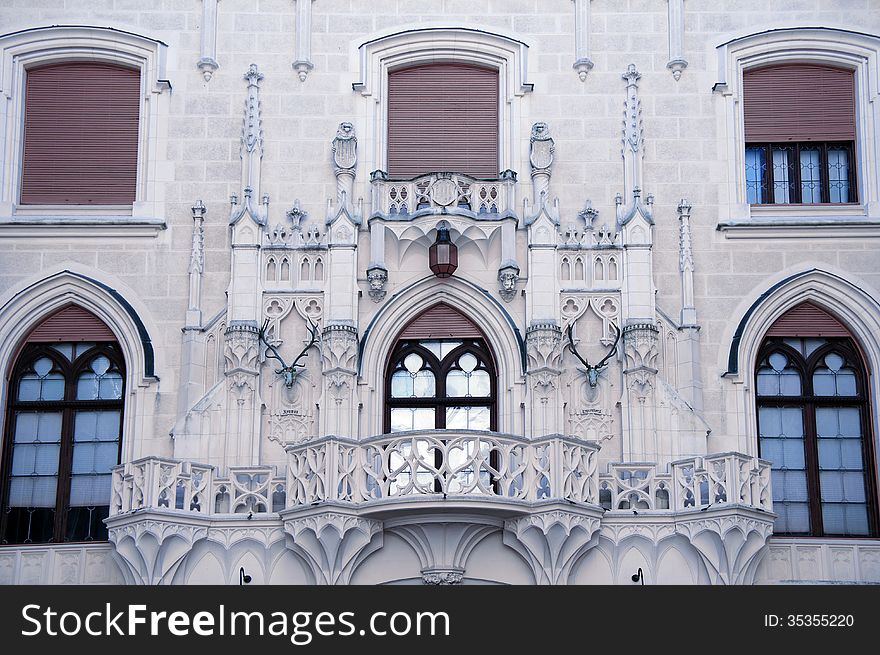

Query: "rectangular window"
<box><xmin>20</xmin><ymin>62</ymin><xmax>140</xmax><ymax>205</ymax></box>
<box><xmin>743</xmin><ymin>64</ymin><xmax>857</xmax><ymax>205</ymax></box>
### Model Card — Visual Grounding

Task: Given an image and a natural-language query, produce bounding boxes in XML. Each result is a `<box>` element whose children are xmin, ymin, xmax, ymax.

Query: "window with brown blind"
<box><xmin>387</xmin><ymin>63</ymin><xmax>499</xmax><ymax>179</ymax></box>
<box><xmin>755</xmin><ymin>303</ymin><xmax>877</xmax><ymax>537</ymax></box>
<box><xmin>20</xmin><ymin>62</ymin><xmax>140</xmax><ymax>205</ymax></box>
<box><xmin>1</xmin><ymin>305</ymin><xmax>125</xmax><ymax>545</ymax></box>
<box><xmin>743</xmin><ymin>64</ymin><xmax>857</xmax><ymax>205</ymax></box>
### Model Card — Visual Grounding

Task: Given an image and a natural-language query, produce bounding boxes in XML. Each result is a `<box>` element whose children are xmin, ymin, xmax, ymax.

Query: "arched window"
<box><xmin>756</xmin><ymin>302</ymin><xmax>877</xmax><ymax>537</ymax></box>
<box><xmin>385</xmin><ymin>304</ymin><xmax>496</xmax><ymax>433</ymax></box>
<box><xmin>1</xmin><ymin>306</ymin><xmax>124</xmax><ymax>544</ymax></box>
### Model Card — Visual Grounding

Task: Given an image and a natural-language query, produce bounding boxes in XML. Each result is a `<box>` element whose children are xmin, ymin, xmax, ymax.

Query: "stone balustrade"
<box><xmin>370</xmin><ymin>170</ymin><xmax>516</xmax><ymax>220</ymax></box>
<box><xmin>598</xmin><ymin>452</ymin><xmax>773</xmax><ymax>513</ymax></box>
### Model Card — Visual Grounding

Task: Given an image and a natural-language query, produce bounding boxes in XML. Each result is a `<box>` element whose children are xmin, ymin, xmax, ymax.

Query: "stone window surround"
<box><xmin>713</xmin><ymin>27</ymin><xmax>880</xmax><ymax>238</ymax></box>
<box><xmin>352</xmin><ymin>26</ymin><xmax>533</xmax><ymax>187</ymax></box>
<box><xmin>0</xmin><ymin>26</ymin><xmax>170</xmax><ymax>237</ymax></box>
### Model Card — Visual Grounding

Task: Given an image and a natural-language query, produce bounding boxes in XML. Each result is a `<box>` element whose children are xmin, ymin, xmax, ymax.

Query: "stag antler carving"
<box><xmin>566</xmin><ymin>321</ymin><xmax>621</xmax><ymax>387</ymax></box>
<box><xmin>258</xmin><ymin>317</ymin><xmax>319</xmax><ymax>387</ymax></box>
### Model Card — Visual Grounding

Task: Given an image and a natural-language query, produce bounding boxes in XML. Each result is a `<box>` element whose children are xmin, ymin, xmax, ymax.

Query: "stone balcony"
<box><xmin>103</xmin><ymin>441</ymin><xmax>778</xmax><ymax>584</ymax></box>
<box><xmin>369</xmin><ymin>170</ymin><xmax>517</xmax><ymax>221</ymax></box>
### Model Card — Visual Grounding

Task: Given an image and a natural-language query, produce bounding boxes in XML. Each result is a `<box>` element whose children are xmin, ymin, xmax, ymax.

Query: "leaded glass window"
<box><xmin>1</xmin><ymin>341</ymin><xmax>124</xmax><ymax>544</ymax></box>
<box><xmin>756</xmin><ymin>337</ymin><xmax>876</xmax><ymax>537</ymax></box>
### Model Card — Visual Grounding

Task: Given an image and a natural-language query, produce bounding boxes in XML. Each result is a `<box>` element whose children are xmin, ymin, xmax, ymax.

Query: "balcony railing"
<box><xmin>109</xmin><ymin>449</ymin><xmax>771</xmax><ymax>519</ymax></box>
<box><xmin>287</xmin><ymin>432</ymin><xmax>599</xmax><ymax>507</ymax></box>
<box><xmin>597</xmin><ymin>453</ymin><xmax>773</xmax><ymax>513</ymax></box>
<box><xmin>110</xmin><ymin>457</ymin><xmax>287</xmax><ymax>517</ymax></box>
<box><xmin>370</xmin><ymin>170</ymin><xmax>516</xmax><ymax>220</ymax></box>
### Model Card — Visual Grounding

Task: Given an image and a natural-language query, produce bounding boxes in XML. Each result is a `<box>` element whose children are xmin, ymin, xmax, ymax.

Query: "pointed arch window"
<box><xmin>385</xmin><ymin>304</ymin><xmax>496</xmax><ymax>433</ymax></box>
<box><xmin>1</xmin><ymin>306</ymin><xmax>125</xmax><ymax>544</ymax></box>
<box><xmin>756</xmin><ymin>302</ymin><xmax>877</xmax><ymax>536</ymax></box>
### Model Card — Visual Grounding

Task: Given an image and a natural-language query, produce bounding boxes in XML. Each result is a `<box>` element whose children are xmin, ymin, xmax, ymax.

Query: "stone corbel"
<box><xmin>366</xmin><ymin>265</ymin><xmax>388</xmax><ymax>302</ymax></box>
<box><xmin>284</xmin><ymin>512</ymin><xmax>382</xmax><ymax>585</ymax></box>
<box><xmin>571</xmin><ymin>0</ymin><xmax>594</xmax><ymax>81</ymax></box>
<box><xmin>293</xmin><ymin>0</ymin><xmax>315</xmax><ymax>81</ymax></box>
<box><xmin>503</xmin><ymin>508</ymin><xmax>602</xmax><ymax>585</ymax></box>
<box><xmin>497</xmin><ymin>264</ymin><xmax>519</xmax><ymax>302</ymax></box>
<box><xmin>197</xmin><ymin>0</ymin><xmax>220</xmax><ymax>81</ymax></box>
<box><xmin>666</xmin><ymin>0</ymin><xmax>688</xmax><ymax>81</ymax></box>
<box><xmin>676</xmin><ymin>509</ymin><xmax>774</xmax><ymax>585</ymax></box>
<box><xmin>107</xmin><ymin>515</ymin><xmax>209</xmax><ymax>585</ymax></box>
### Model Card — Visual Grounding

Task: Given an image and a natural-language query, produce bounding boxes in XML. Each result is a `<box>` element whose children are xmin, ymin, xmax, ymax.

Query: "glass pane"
<box><xmin>391</xmin><ymin>370</ymin><xmax>413</xmax><ymax>398</ymax></box>
<box><xmin>745</xmin><ymin>147</ymin><xmax>766</xmax><ymax>204</ymax></box>
<box><xmin>76</xmin><ymin>372</ymin><xmax>99</xmax><ymax>400</ymax></box>
<box><xmin>69</xmin><ymin>474</ymin><xmax>112</xmax><ymax>506</ymax></box>
<box><xmin>33</xmin><ymin>357</ymin><xmax>53</xmax><ymax>376</ymax></box>
<box><xmin>411</xmin><ymin>371</ymin><xmax>435</xmax><ymax>398</ymax></box>
<box><xmin>469</xmin><ymin>370</ymin><xmax>491</xmax><ymax>397</ymax></box>
<box><xmin>775</xmin><ymin>502</ymin><xmax>811</xmax><ymax>534</ymax></box>
<box><xmin>75</xmin><ymin>343</ymin><xmax>95</xmax><ymax>357</ymax></box>
<box><xmin>8</xmin><ymin>476</ymin><xmax>58</xmax><ymax>507</ymax></box>
<box><xmin>756</xmin><ymin>369</ymin><xmax>778</xmax><ymax>396</ymax></box>
<box><xmin>446</xmin><ymin>370</ymin><xmax>468</xmax><ymax>397</ymax></box>
<box><xmin>835</xmin><ymin>369</ymin><xmax>857</xmax><ymax>396</ymax></box>
<box><xmin>827</xmin><ymin>147</ymin><xmax>850</xmax><ymax>203</ymax></box>
<box><xmin>390</xmin><ymin>407</ymin><xmax>435</xmax><ymax>432</ymax></box>
<box><xmin>50</xmin><ymin>344</ymin><xmax>74</xmax><ymax>361</ymax></box>
<box><xmin>446</xmin><ymin>406</ymin><xmax>490</xmax><ymax>431</ymax></box>
<box><xmin>98</xmin><ymin>372</ymin><xmax>123</xmax><ymax>399</ymax></box>
<box><xmin>771</xmin><ymin>147</ymin><xmax>791</xmax><ymax>203</ymax></box>
<box><xmin>800</xmin><ymin>147</ymin><xmax>822</xmax><ymax>203</ymax></box>
<box><xmin>403</xmin><ymin>353</ymin><xmax>423</xmax><ymax>374</ymax></box>
<box><xmin>17</xmin><ymin>376</ymin><xmax>40</xmax><ymax>401</ymax></box>
<box><xmin>458</xmin><ymin>353</ymin><xmax>478</xmax><ymax>373</ymax></box>
<box><xmin>41</xmin><ymin>374</ymin><xmax>65</xmax><ymax>401</ymax></box>
<box><xmin>71</xmin><ymin>442</ymin><xmax>119</xmax><ymax>475</ymax></box>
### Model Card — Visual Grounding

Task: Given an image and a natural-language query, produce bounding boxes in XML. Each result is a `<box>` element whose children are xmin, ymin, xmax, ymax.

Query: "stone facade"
<box><xmin>0</xmin><ymin>1</ymin><xmax>878</xmax><ymax>585</ymax></box>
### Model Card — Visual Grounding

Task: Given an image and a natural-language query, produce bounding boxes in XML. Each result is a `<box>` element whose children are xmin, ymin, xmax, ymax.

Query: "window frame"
<box><xmin>0</xmin><ymin>340</ymin><xmax>125</xmax><ymax>545</ymax></box>
<box><xmin>0</xmin><ymin>26</ymin><xmax>169</xmax><ymax>235</ymax></box>
<box><xmin>755</xmin><ymin>337</ymin><xmax>878</xmax><ymax>537</ymax></box>
<box><xmin>713</xmin><ymin>27</ymin><xmax>880</xmax><ymax>236</ymax></box>
<box><xmin>745</xmin><ymin>141</ymin><xmax>858</xmax><ymax>206</ymax></box>
<box><xmin>384</xmin><ymin>338</ymin><xmax>497</xmax><ymax>434</ymax></box>
<box><xmin>352</xmin><ymin>26</ymin><xmax>533</xmax><ymax>185</ymax></box>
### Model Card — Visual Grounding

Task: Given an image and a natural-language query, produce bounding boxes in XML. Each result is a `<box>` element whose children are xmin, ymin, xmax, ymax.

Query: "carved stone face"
<box><xmin>500</xmin><ymin>271</ymin><xmax>517</xmax><ymax>292</ymax></box>
<box><xmin>368</xmin><ymin>268</ymin><xmax>387</xmax><ymax>291</ymax></box>
<box><xmin>531</xmin><ymin>122</ymin><xmax>549</xmax><ymax>139</ymax></box>
<box><xmin>336</xmin><ymin>121</ymin><xmax>355</xmax><ymax>139</ymax></box>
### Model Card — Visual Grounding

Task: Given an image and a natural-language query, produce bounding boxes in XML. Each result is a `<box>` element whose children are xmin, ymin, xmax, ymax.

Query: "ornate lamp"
<box><xmin>429</xmin><ymin>222</ymin><xmax>458</xmax><ymax>278</ymax></box>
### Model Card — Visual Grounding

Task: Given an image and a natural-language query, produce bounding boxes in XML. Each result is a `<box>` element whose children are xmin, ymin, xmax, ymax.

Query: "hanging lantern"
<box><xmin>429</xmin><ymin>222</ymin><xmax>458</xmax><ymax>278</ymax></box>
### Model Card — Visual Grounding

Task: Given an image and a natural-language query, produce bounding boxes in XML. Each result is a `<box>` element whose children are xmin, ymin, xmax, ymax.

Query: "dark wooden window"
<box><xmin>743</xmin><ymin>64</ymin><xmax>857</xmax><ymax>205</ymax></box>
<box><xmin>20</xmin><ymin>62</ymin><xmax>140</xmax><ymax>205</ymax></box>
<box><xmin>387</xmin><ymin>63</ymin><xmax>499</xmax><ymax>179</ymax></box>
<box><xmin>755</xmin><ymin>304</ymin><xmax>877</xmax><ymax>537</ymax></box>
<box><xmin>1</xmin><ymin>307</ymin><xmax>124</xmax><ymax>544</ymax></box>
<box><xmin>384</xmin><ymin>304</ymin><xmax>496</xmax><ymax>433</ymax></box>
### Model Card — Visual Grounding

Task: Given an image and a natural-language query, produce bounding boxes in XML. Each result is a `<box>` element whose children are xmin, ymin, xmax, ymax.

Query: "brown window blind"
<box><xmin>387</xmin><ymin>63</ymin><xmax>499</xmax><ymax>179</ymax></box>
<box><xmin>765</xmin><ymin>302</ymin><xmax>850</xmax><ymax>338</ymax></box>
<box><xmin>743</xmin><ymin>64</ymin><xmax>855</xmax><ymax>142</ymax></box>
<box><xmin>399</xmin><ymin>303</ymin><xmax>483</xmax><ymax>339</ymax></box>
<box><xmin>21</xmin><ymin>62</ymin><xmax>140</xmax><ymax>205</ymax></box>
<box><xmin>26</xmin><ymin>305</ymin><xmax>117</xmax><ymax>342</ymax></box>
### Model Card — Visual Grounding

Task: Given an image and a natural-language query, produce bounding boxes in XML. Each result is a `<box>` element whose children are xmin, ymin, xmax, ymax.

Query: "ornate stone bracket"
<box><xmin>283</xmin><ymin>512</ymin><xmax>382</xmax><ymax>585</ymax></box>
<box><xmin>503</xmin><ymin>508</ymin><xmax>602</xmax><ymax>585</ymax></box>
<box><xmin>197</xmin><ymin>0</ymin><xmax>220</xmax><ymax>81</ymax></box>
<box><xmin>389</xmin><ymin>521</ymin><xmax>498</xmax><ymax>585</ymax></box>
<box><xmin>498</xmin><ymin>264</ymin><xmax>519</xmax><ymax>302</ymax></box>
<box><xmin>666</xmin><ymin>0</ymin><xmax>688</xmax><ymax>81</ymax></box>
<box><xmin>366</xmin><ymin>265</ymin><xmax>387</xmax><ymax>302</ymax></box>
<box><xmin>107</xmin><ymin>515</ymin><xmax>209</xmax><ymax>585</ymax></box>
<box><xmin>676</xmin><ymin>509</ymin><xmax>774</xmax><ymax>585</ymax></box>
<box><xmin>293</xmin><ymin>0</ymin><xmax>315</xmax><ymax>81</ymax></box>
<box><xmin>571</xmin><ymin>0</ymin><xmax>594</xmax><ymax>81</ymax></box>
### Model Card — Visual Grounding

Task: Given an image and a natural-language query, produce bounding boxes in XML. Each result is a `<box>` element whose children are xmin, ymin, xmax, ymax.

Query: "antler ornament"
<box><xmin>258</xmin><ymin>317</ymin><xmax>319</xmax><ymax>387</ymax></box>
<box><xmin>566</xmin><ymin>321</ymin><xmax>621</xmax><ymax>387</ymax></box>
